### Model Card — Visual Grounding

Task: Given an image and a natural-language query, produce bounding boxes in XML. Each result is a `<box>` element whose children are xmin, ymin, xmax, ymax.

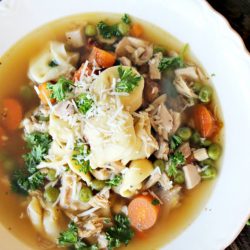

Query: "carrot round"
<box><xmin>194</xmin><ymin>104</ymin><xmax>215</xmax><ymax>138</ymax></box>
<box><xmin>1</xmin><ymin>98</ymin><xmax>23</xmax><ymax>131</ymax></box>
<box><xmin>0</xmin><ymin>126</ymin><xmax>6</xmax><ymax>147</ymax></box>
<box><xmin>38</xmin><ymin>83</ymin><xmax>55</xmax><ymax>105</ymax></box>
<box><xmin>89</xmin><ymin>47</ymin><xmax>116</xmax><ymax>68</ymax></box>
<box><xmin>128</xmin><ymin>194</ymin><xmax>160</xmax><ymax>231</ymax></box>
<box><xmin>130</xmin><ymin>23</ymin><xmax>144</xmax><ymax>37</ymax></box>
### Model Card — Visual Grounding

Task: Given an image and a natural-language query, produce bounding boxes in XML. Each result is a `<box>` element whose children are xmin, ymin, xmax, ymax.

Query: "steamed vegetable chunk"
<box><xmin>0</xmin><ymin>12</ymin><xmax>223</xmax><ymax>250</ymax></box>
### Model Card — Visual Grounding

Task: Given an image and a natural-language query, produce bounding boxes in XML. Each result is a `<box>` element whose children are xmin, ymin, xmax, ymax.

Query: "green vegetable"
<box><xmin>167</xmin><ymin>151</ymin><xmax>185</xmax><ymax>178</ymax></box>
<box><xmin>200</xmin><ymin>138</ymin><xmax>212</xmax><ymax>147</ymax></box>
<box><xmin>174</xmin><ymin>170</ymin><xmax>185</xmax><ymax>184</ymax></box>
<box><xmin>97</xmin><ymin>21</ymin><xmax>121</xmax><ymax>39</ymax></box>
<box><xmin>200</xmin><ymin>159</ymin><xmax>215</xmax><ymax>168</ymax></box>
<box><xmin>121</xmin><ymin>14</ymin><xmax>131</xmax><ymax>25</ymax></box>
<box><xmin>179</xmin><ymin>43</ymin><xmax>189</xmax><ymax>61</ymax></box>
<box><xmin>153</xmin><ymin>159</ymin><xmax>165</xmax><ymax>173</ymax></box>
<box><xmin>58</xmin><ymin>222</ymin><xmax>98</xmax><ymax>250</ymax></box>
<box><xmin>118</xmin><ymin>22</ymin><xmax>130</xmax><ymax>36</ymax></box>
<box><xmin>35</xmin><ymin>115</ymin><xmax>49</xmax><ymax>122</ymax></box>
<box><xmin>47</xmin><ymin>169</ymin><xmax>57</xmax><ymax>181</ymax></box>
<box><xmin>44</xmin><ymin>186</ymin><xmax>60</xmax><ymax>203</ymax></box>
<box><xmin>75</xmin><ymin>93</ymin><xmax>94</xmax><ymax>115</ymax></box>
<box><xmin>190</xmin><ymin>131</ymin><xmax>201</xmax><ymax>146</ymax></box>
<box><xmin>158</xmin><ymin>56</ymin><xmax>184</xmax><ymax>72</ymax></box>
<box><xmin>47</xmin><ymin>77</ymin><xmax>73</xmax><ymax>102</ymax></box>
<box><xmin>151</xmin><ymin>198</ymin><xmax>160</xmax><ymax>206</ymax></box>
<box><xmin>115</xmin><ymin>66</ymin><xmax>141</xmax><ymax>93</ymax></box>
<box><xmin>198</xmin><ymin>86</ymin><xmax>213</xmax><ymax>103</ymax></box>
<box><xmin>23</xmin><ymin>132</ymin><xmax>52</xmax><ymax>174</ymax></box>
<box><xmin>85</xmin><ymin>24</ymin><xmax>97</xmax><ymax>36</ymax></box>
<box><xmin>177</xmin><ymin>127</ymin><xmax>192</xmax><ymax>141</ymax></box>
<box><xmin>20</xmin><ymin>85</ymin><xmax>35</xmax><ymax>102</ymax></box>
<box><xmin>48</xmin><ymin>59</ymin><xmax>59</xmax><ymax>67</ymax></box>
<box><xmin>106</xmin><ymin>175</ymin><xmax>122</xmax><ymax>187</ymax></box>
<box><xmin>192</xmin><ymin>82</ymin><xmax>203</xmax><ymax>94</ymax></box>
<box><xmin>170</xmin><ymin>135</ymin><xmax>182</xmax><ymax>150</ymax></box>
<box><xmin>201</xmin><ymin>166</ymin><xmax>217</xmax><ymax>180</ymax></box>
<box><xmin>106</xmin><ymin>213</ymin><xmax>134</xmax><ymax>250</ymax></box>
<box><xmin>91</xmin><ymin>179</ymin><xmax>106</xmax><ymax>191</ymax></box>
<box><xmin>153</xmin><ymin>46</ymin><xmax>166</xmax><ymax>54</ymax></box>
<box><xmin>208</xmin><ymin>143</ymin><xmax>221</xmax><ymax>160</ymax></box>
<box><xmin>72</xmin><ymin>140</ymin><xmax>91</xmax><ymax>174</ymax></box>
<box><xmin>79</xmin><ymin>186</ymin><xmax>93</xmax><ymax>203</ymax></box>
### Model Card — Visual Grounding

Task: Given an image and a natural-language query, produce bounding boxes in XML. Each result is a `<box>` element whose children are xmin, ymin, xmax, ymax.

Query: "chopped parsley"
<box><xmin>75</xmin><ymin>93</ymin><xmax>94</xmax><ymax>115</ymax></box>
<box><xmin>97</xmin><ymin>21</ymin><xmax>121</xmax><ymax>39</ymax></box>
<box><xmin>47</xmin><ymin>77</ymin><xmax>73</xmax><ymax>102</ymax></box>
<box><xmin>170</xmin><ymin>135</ymin><xmax>182</xmax><ymax>150</ymax></box>
<box><xmin>151</xmin><ymin>198</ymin><xmax>160</xmax><ymax>206</ymax></box>
<box><xmin>115</xmin><ymin>66</ymin><xmax>141</xmax><ymax>93</ymax></box>
<box><xmin>48</xmin><ymin>59</ymin><xmax>59</xmax><ymax>67</ymax></box>
<box><xmin>153</xmin><ymin>46</ymin><xmax>166</xmax><ymax>54</ymax></box>
<box><xmin>121</xmin><ymin>14</ymin><xmax>131</xmax><ymax>25</ymax></box>
<box><xmin>167</xmin><ymin>151</ymin><xmax>185</xmax><ymax>178</ymax></box>
<box><xmin>58</xmin><ymin>222</ymin><xmax>98</xmax><ymax>250</ymax></box>
<box><xmin>106</xmin><ymin>175</ymin><xmax>122</xmax><ymax>187</ymax></box>
<box><xmin>72</xmin><ymin>141</ymin><xmax>92</xmax><ymax>174</ymax></box>
<box><xmin>106</xmin><ymin>213</ymin><xmax>134</xmax><ymax>250</ymax></box>
<box><xmin>158</xmin><ymin>56</ymin><xmax>184</xmax><ymax>72</ymax></box>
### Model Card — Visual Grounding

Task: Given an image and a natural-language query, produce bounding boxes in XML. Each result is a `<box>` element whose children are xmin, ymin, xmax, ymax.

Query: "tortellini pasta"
<box><xmin>28</xmin><ymin>41</ymin><xmax>79</xmax><ymax>84</ymax></box>
<box><xmin>92</xmin><ymin>66</ymin><xmax>144</xmax><ymax>112</ymax></box>
<box><xmin>115</xmin><ymin>159</ymin><xmax>154</xmax><ymax>198</ymax></box>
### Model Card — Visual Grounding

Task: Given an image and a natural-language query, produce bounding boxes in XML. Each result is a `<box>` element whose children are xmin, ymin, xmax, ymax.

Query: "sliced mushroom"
<box><xmin>149</xmin><ymin>52</ymin><xmax>162</xmax><ymax>80</ymax></box>
<box><xmin>183</xmin><ymin>164</ymin><xmax>201</xmax><ymax>189</ymax></box>
<box><xmin>115</xmin><ymin>37</ymin><xmax>153</xmax><ymax>65</ymax></box>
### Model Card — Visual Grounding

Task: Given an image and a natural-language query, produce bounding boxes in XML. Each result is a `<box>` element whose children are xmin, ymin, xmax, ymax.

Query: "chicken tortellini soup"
<box><xmin>0</xmin><ymin>13</ymin><xmax>223</xmax><ymax>250</ymax></box>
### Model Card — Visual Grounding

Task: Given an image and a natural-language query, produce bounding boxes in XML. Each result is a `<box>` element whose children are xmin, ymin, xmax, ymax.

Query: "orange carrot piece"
<box><xmin>130</xmin><ymin>23</ymin><xmax>144</xmax><ymax>37</ymax></box>
<box><xmin>128</xmin><ymin>194</ymin><xmax>160</xmax><ymax>231</ymax></box>
<box><xmin>1</xmin><ymin>98</ymin><xmax>23</xmax><ymax>131</ymax></box>
<box><xmin>193</xmin><ymin>104</ymin><xmax>215</xmax><ymax>138</ymax></box>
<box><xmin>89</xmin><ymin>47</ymin><xmax>116</xmax><ymax>68</ymax></box>
<box><xmin>38</xmin><ymin>83</ymin><xmax>55</xmax><ymax>105</ymax></box>
<box><xmin>0</xmin><ymin>126</ymin><xmax>6</xmax><ymax>147</ymax></box>
<box><xmin>73</xmin><ymin>63</ymin><xmax>93</xmax><ymax>82</ymax></box>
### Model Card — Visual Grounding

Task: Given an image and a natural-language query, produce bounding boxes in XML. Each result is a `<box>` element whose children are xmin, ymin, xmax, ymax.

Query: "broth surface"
<box><xmin>0</xmin><ymin>13</ymin><xmax>222</xmax><ymax>250</ymax></box>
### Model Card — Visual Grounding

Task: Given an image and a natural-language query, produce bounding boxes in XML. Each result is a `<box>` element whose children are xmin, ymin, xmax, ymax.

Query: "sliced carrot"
<box><xmin>0</xmin><ymin>98</ymin><xmax>23</xmax><ymax>131</ymax></box>
<box><xmin>38</xmin><ymin>83</ymin><xmax>55</xmax><ymax>105</ymax></box>
<box><xmin>0</xmin><ymin>126</ymin><xmax>6</xmax><ymax>147</ymax></box>
<box><xmin>130</xmin><ymin>23</ymin><xmax>144</xmax><ymax>37</ymax></box>
<box><xmin>89</xmin><ymin>47</ymin><xmax>116</xmax><ymax>68</ymax></box>
<box><xmin>128</xmin><ymin>194</ymin><xmax>160</xmax><ymax>231</ymax></box>
<box><xmin>73</xmin><ymin>63</ymin><xmax>93</xmax><ymax>81</ymax></box>
<box><xmin>193</xmin><ymin>104</ymin><xmax>215</xmax><ymax>138</ymax></box>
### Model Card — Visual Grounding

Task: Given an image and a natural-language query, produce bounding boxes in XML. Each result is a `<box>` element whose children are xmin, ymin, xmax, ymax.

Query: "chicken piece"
<box><xmin>97</xmin><ymin>233</ymin><xmax>108</xmax><ymax>249</ymax></box>
<box><xmin>174</xmin><ymin>76</ymin><xmax>198</xmax><ymax>99</ymax></box>
<box><xmin>144</xmin><ymin>80</ymin><xmax>160</xmax><ymax>103</ymax></box>
<box><xmin>119</xmin><ymin>56</ymin><xmax>132</xmax><ymax>66</ymax></box>
<box><xmin>92</xmin><ymin>168</ymin><xmax>112</xmax><ymax>181</ymax></box>
<box><xmin>178</xmin><ymin>142</ymin><xmax>191</xmax><ymax>159</ymax></box>
<box><xmin>175</xmin><ymin>66</ymin><xmax>199</xmax><ymax>81</ymax></box>
<box><xmin>183</xmin><ymin>164</ymin><xmax>201</xmax><ymax>189</ymax></box>
<box><xmin>158</xmin><ymin>173</ymin><xmax>173</xmax><ymax>191</ymax></box>
<box><xmin>89</xmin><ymin>187</ymin><xmax>110</xmax><ymax>209</ymax></box>
<box><xmin>193</xmin><ymin>148</ymin><xmax>209</xmax><ymax>161</ymax></box>
<box><xmin>143</xmin><ymin>167</ymin><xmax>162</xmax><ymax>190</ymax></box>
<box><xmin>66</xmin><ymin>28</ymin><xmax>85</xmax><ymax>48</ymax></box>
<box><xmin>54</xmin><ymin>100</ymin><xmax>75</xmax><ymax>119</ymax></box>
<box><xmin>149</xmin><ymin>52</ymin><xmax>162</xmax><ymax>80</ymax></box>
<box><xmin>154</xmin><ymin>137</ymin><xmax>169</xmax><ymax>160</ymax></box>
<box><xmin>115</xmin><ymin>37</ymin><xmax>153</xmax><ymax>65</ymax></box>
<box><xmin>170</xmin><ymin>110</ymin><xmax>181</xmax><ymax>134</ymax></box>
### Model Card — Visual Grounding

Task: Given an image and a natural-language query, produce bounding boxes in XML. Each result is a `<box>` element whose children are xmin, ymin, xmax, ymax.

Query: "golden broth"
<box><xmin>0</xmin><ymin>13</ymin><xmax>220</xmax><ymax>250</ymax></box>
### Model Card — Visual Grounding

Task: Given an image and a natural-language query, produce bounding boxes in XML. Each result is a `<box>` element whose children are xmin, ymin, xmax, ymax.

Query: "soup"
<box><xmin>0</xmin><ymin>13</ymin><xmax>223</xmax><ymax>250</ymax></box>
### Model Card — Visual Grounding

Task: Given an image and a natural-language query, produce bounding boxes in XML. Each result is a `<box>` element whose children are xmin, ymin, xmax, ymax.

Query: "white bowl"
<box><xmin>0</xmin><ymin>0</ymin><xmax>250</xmax><ymax>250</ymax></box>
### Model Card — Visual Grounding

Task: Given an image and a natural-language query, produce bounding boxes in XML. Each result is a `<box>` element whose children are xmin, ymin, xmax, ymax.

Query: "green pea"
<box><xmin>199</xmin><ymin>86</ymin><xmax>213</xmax><ymax>103</ymax></box>
<box><xmin>208</xmin><ymin>143</ymin><xmax>221</xmax><ymax>160</ymax></box>
<box><xmin>200</xmin><ymin>159</ymin><xmax>215</xmax><ymax>168</ymax></box>
<box><xmin>47</xmin><ymin>169</ymin><xmax>57</xmax><ymax>181</ymax></box>
<box><xmin>201</xmin><ymin>138</ymin><xmax>212</xmax><ymax>147</ymax></box>
<box><xmin>190</xmin><ymin>131</ymin><xmax>201</xmax><ymax>146</ymax></box>
<box><xmin>79</xmin><ymin>186</ymin><xmax>93</xmax><ymax>203</ymax></box>
<box><xmin>201</xmin><ymin>167</ymin><xmax>217</xmax><ymax>180</ymax></box>
<box><xmin>85</xmin><ymin>24</ymin><xmax>97</xmax><ymax>36</ymax></box>
<box><xmin>91</xmin><ymin>179</ymin><xmax>105</xmax><ymax>191</ymax></box>
<box><xmin>153</xmin><ymin>159</ymin><xmax>165</xmax><ymax>173</ymax></box>
<box><xmin>177</xmin><ymin>127</ymin><xmax>192</xmax><ymax>141</ymax></box>
<box><xmin>118</xmin><ymin>22</ymin><xmax>130</xmax><ymax>36</ymax></box>
<box><xmin>44</xmin><ymin>186</ymin><xmax>60</xmax><ymax>203</ymax></box>
<box><xmin>20</xmin><ymin>85</ymin><xmax>35</xmax><ymax>102</ymax></box>
<box><xmin>174</xmin><ymin>170</ymin><xmax>185</xmax><ymax>184</ymax></box>
<box><xmin>35</xmin><ymin>115</ymin><xmax>49</xmax><ymax>122</ymax></box>
<box><xmin>192</xmin><ymin>82</ymin><xmax>203</xmax><ymax>94</ymax></box>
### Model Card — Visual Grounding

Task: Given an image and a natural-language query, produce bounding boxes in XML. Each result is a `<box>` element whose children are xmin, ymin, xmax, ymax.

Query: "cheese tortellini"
<box><xmin>28</xmin><ymin>41</ymin><xmax>79</xmax><ymax>84</ymax></box>
<box><xmin>92</xmin><ymin>66</ymin><xmax>144</xmax><ymax>112</ymax></box>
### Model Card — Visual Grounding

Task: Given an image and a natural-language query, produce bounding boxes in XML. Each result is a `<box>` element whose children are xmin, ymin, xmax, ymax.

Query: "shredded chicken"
<box><xmin>154</xmin><ymin>137</ymin><xmax>169</xmax><ymax>160</ymax></box>
<box><xmin>193</xmin><ymin>148</ymin><xmax>209</xmax><ymax>161</ymax></box>
<box><xmin>115</xmin><ymin>37</ymin><xmax>153</xmax><ymax>65</ymax></box>
<box><xmin>158</xmin><ymin>173</ymin><xmax>173</xmax><ymax>191</ymax></box>
<box><xmin>174</xmin><ymin>76</ymin><xmax>198</xmax><ymax>99</ymax></box>
<box><xmin>175</xmin><ymin>66</ymin><xmax>199</xmax><ymax>82</ymax></box>
<box><xmin>143</xmin><ymin>167</ymin><xmax>162</xmax><ymax>190</ymax></box>
<box><xmin>149</xmin><ymin>52</ymin><xmax>162</xmax><ymax>80</ymax></box>
<box><xmin>89</xmin><ymin>187</ymin><xmax>110</xmax><ymax>209</ymax></box>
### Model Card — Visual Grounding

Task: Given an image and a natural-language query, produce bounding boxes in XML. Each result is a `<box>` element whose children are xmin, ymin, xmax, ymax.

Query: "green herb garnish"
<box><xmin>97</xmin><ymin>21</ymin><xmax>121</xmax><ymax>39</ymax></box>
<box><xmin>158</xmin><ymin>56</ymin><xmax>184</xmax><ymax>72</ymax></box>
<box><xmin>170</xmin><ymin>135</ymin><xmax>182</xmax><ymax>150</ymax></box>
<box><xmin>75</xmin><ymin>93</ymin><xmax>94</xmax><ymax>115</ymax></box>
<box><xmin>121</xmin><ymin>14</ymin><xmax>131</xmax><ymax>25</ymax></box>
<box><xmin>48</xmin><ymin>59</ymin><xmax>59</xmax><ymax>67</ymax></box>
<box><xmin>151</xmin><ymin>198</ymin><xmax>160</xmax><ymax>206</ymax></box>
<box><xmin>106</xmin><ymin>213</ymin><xmax>134</xmax><ymax>250</ymax></box>
<box><xmin>47</xmin><ymin>77</ymin><xmax>73</xmax><ymax>102</ymax></box>
<box><xmin>106</xmin><ymin>175</ymin><xmax>122</xmax><ymax>187</ymax></box>
<box><xmin>115</xmin><ymin>66</ymin><xmax>141</xmax><ymax>93</ymax></box>
<box><xmin>167</xmin><ymin>151</ymin><xmax>185</xmax><ymax>178</ymax></box>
